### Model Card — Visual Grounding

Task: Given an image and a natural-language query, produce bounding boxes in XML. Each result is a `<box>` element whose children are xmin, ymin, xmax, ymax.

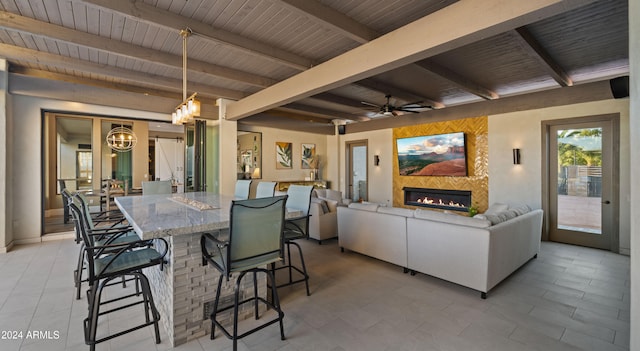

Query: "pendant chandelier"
<box><xmin>172</xmin><ymin>28</ymin><xmax>200</xmax><ymax>125</ymax></box>
<box><xmin>106</xmin><ymin>125</ymin><xmax>137</xmax><ymax>152</ymax></box>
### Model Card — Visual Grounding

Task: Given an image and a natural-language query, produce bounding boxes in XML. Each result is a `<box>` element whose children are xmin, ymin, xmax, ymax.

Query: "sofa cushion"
<box><xmin>377</xmin><ymin>207</ymin><xmax>414</xmax><ymax>217</ymax></box>
<box><xmin>414</xmin><ymin>208</ymin><xmax>491</xmax><ymax>228</ymax></box>
<box><xmin>348</xmin><ymin>202</ymin><xmax>379</xmax><ymax>212</ymax></box>
<box><xmin>481</xmin><ymin>210</ymin><xmax>518</xmax><ymax>225</ymax></box>
<box><xmin>485</xmin><ymin>203</ymin><xmax>509</xmax><ymax>215</ymax></box>
<box><xmin>511</xmin><ymin>204</ymin><xmax>532</xmax><ymax>216</ymax></box>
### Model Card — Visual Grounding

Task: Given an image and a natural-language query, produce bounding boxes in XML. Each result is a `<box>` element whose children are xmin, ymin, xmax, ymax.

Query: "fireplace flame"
<box><xmin>416</xmin><ymin>197</ymin><xmax>466</xmax><ymax>208</ymax></box>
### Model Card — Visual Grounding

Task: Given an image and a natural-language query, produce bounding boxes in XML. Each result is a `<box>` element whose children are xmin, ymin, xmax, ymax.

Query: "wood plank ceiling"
<box><xmin>0</xmin><ymin>0</ymin><xmax>629</xmax><ymax>134</ymax></box>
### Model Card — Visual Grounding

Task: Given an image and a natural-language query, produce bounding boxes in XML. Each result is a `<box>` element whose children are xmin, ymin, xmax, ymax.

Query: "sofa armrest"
<box><xmin>309</xmin><ymin>202</ymin><xmax>338</xmax><ymax>240</ymax></box>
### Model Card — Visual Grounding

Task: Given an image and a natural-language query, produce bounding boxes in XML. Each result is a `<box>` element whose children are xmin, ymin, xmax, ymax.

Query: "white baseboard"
<box><xmin>0</xmin><ymin>241</ymin><xmax>14</xmax><ymax>253</ymax></box>
<box><xmin>13</xmin><ymin>237</ymin><xmax>42</xmax><ymax>246</ymax></box>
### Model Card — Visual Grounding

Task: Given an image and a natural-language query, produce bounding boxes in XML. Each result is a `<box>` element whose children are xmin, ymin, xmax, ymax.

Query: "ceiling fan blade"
<box><xmin>400</xmin><ymin>100</ymin><xmax>423</xmax><ymax>107</ymax></box>
<box><xmin>397</xmin><ymin>108</ymin><xmax>422</xmax><ymax>113</ymax></box>
<box><xmin>361</xmin><ymin>101</ymin><xmax>381</xmax><ymax>108</ymax></box>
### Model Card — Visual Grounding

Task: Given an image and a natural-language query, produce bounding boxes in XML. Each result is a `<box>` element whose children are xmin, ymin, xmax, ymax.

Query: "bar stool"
<box><xmin>69</xmin><ymin>201</ymin><xmax>167</xmax><ymax>351</ymax></box>
<box><xmin>201</xmin><ymin>195</ymin><xmax>287</xmax><ymax>351</ymax></box>
<box><xmin>255</xmin><ymin>181</ymin><xmax>277</xmax><ymax>198</ymax></box>
<box><xmin>69</xmin><ymin>192</ymin><xmax>135</xmax><ymax>300</ymax></box>
<box><xmin>273</xmin><ymin>185</ymin><xmax>313</xmax><ymax>296</ymax></box>
<box><xmin>234</xmin><ymin>179</ymin><xmax>253</xmax><ymax>199</ymax></box>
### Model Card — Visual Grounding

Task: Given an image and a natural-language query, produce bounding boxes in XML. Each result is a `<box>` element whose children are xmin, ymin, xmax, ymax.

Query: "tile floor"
<box><xmin>0</xmin><ymin>237</ymin><xmax>630</xmax><ymax>351</ymax></box>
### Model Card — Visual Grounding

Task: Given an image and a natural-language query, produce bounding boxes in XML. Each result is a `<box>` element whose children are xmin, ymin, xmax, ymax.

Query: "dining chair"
<box><xmin>142</xmin><ymin>180</ymin><xmax>172</xmax><ymax>195</ymax></box>
<box><xmin>201</xmin><ymin>195</ymin><xmax>287</xmax><ymax>351</ymax></box>
<box><xmin>234</xmin><ymin>179</ymin><xmax>253</xmax><ymax>199</ymax></box>
<box><xmin>255</xmin><ymin>181</ymin><xmax>277</xmax><ymax>198</ymax></box>
<box><xmin>273</xmin><ymin>185</ymin><xmax>313</xmax><ymax>296</ymax></box>
<box><xmin>69</xmin><ymin>200</ymin><xmax>167</xmax><ymax>351</ymax></box>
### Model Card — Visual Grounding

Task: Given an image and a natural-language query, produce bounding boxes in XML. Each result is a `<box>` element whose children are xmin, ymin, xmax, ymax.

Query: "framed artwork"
<box><xmin>301</xmin><ymin>143</ymin><xmax>316</xmax><ymax>169</ymax></box>
<box><xmin>276</xmin><ymin>142</ymin><xmax>292</xmax><ymax>169</ymax></box>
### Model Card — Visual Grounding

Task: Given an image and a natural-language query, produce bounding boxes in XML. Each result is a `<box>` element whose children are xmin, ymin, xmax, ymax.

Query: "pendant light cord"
<box><xmin>180</xmin><ymin>28</ymin><xmax>192</xmax><ymax>102</ymax></box>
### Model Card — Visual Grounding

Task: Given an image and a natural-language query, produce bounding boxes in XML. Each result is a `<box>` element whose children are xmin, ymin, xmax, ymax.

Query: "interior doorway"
<box><xmin>542</xmin><ymin>114</ymin><xmax>619</xmax><ymax>252</ymax></box>
<box><xmin>346</xmin><ymin>140</ymin><xmax>368</xmax><ymax>202</ymax></box>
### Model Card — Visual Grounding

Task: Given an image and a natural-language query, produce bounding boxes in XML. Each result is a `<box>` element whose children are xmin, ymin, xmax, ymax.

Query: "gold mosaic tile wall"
<box><xmin>393</xmin><ymin>116</ymin><xmax>489</xmax><ymax>212</ymax></box>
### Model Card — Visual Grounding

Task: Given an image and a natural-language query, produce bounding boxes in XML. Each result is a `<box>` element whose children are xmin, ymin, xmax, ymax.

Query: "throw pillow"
<box><xmin>311</xmin><ymin>197</ymin><xmax>329</xmax><ymax>214</ymax></box>
<box><xmin>319</xmin><ymin>196</ymin><xmax>339</xmax><ymax>212</ymax></box>
<box><xmin>414</xmin><ymin>208</ymin><xmax>490</xmax><ymax>228</ymax></box>
<box><xmin>485</xmin><ymin>203</ymin><xmax>509</xmax><ymax>215</ymax></box>
<box><xmin>511</xmin><ymin>204</ymin><xmax>532</xmax><ymax>216</ymax></box>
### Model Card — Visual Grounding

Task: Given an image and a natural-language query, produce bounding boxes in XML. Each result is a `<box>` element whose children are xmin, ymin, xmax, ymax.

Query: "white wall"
<box><xmin>628</xmin><ymin>0</ymin><xmax>639</xmax><ymax>347</ymax></box>
<box><xmin>488</xmin><ymin>99</ymin><xmax>630</xmax><ymax>253</ymax></box>
<box><xmin>242</xmin><ymin>125</ymin><xmax>329</xmax><ymax>184</ymax></box>
<box><xmin>10</xmin><ymin>94</ymin><xmax>168</xmax><ymax>244</ymax></box>
<box><xmin>0</xmin><ymin>59</ymin><xmax>10</xmax><ymax>251</ymax></box>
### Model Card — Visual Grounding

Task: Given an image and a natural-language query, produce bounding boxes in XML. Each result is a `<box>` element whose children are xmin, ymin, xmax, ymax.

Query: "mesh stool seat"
<box><xmin>201</xmin><ymin>195</ymin><xmax>288</xmax><ymax>351</ymax></box>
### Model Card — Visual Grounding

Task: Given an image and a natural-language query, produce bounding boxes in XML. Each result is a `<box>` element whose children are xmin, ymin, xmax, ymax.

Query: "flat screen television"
<box><xmin>396</xmin><ymin>132</ymin><xmax>467</xmax><ymax>176</ymax></box>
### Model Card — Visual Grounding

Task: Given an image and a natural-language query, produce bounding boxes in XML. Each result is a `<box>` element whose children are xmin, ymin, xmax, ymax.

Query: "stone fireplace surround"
<box><xmin>393</xmin><ymin>116</ymin><xmax>488</xmax><ymax>212</ymax></box>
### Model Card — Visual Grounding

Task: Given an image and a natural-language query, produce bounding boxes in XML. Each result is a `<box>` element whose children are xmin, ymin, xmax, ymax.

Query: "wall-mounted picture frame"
<box><xmin>276</xmin><ymin>142</ymin><xmax>292</xmax><ymax>169</ymax></box>
<box><xmin>301</xmin><ymin>143</ymin><xmax>316</xmax><ymax>169</ymax></box>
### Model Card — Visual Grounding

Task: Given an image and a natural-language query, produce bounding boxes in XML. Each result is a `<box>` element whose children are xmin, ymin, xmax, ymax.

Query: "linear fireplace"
<box><xmin>403</xmin><ymin>187</ymin><xmax>471</xmax><ymax>212</ymax></box>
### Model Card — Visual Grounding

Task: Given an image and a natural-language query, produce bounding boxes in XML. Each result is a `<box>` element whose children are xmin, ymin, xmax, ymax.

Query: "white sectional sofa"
<box><xmin>337</xmin><ymin>203</ymin><xmax>543</xmax><ymax>298</ymax></box>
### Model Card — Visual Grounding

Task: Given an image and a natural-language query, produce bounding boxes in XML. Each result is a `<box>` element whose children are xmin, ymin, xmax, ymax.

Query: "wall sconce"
<box><xmin>374</xmin><ymin>155</ymin><xmax>380</xmax><ymax>166</ymax></box>
<box><xmin>513</xmin><ymin>148</ymin><xmax>521</xmax><ymax>165</ymax></box>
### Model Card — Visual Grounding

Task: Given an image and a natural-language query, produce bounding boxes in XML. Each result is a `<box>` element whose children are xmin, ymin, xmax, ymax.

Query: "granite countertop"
<box><xmin>115</xmin><ymin>192</ymin><xmax>301</xmax><ymax>240</ymax></box>
<box><xmin>115</xmin><ymin>192</ymin><xmax>235</xmax><ymax>239</ymax></box>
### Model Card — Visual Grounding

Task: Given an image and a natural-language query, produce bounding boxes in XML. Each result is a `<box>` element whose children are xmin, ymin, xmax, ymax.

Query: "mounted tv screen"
<box><xmin>396</xmin><ymin>132</ymin><xmax>467</xmax><ymax>176</ymax></box>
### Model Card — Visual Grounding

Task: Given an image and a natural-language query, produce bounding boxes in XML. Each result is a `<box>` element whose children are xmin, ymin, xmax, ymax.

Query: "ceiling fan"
<box><xmin>361</xmin><ymin>95</ymin><xmax>432</xmax><ymax>117</ymax></box>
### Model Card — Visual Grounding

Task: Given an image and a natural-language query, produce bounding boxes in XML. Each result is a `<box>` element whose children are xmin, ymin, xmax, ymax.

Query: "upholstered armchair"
<box><xmin>308</xmin><ymin>189</ymin><xmax>348</xmax><ymax>243</ymax></box>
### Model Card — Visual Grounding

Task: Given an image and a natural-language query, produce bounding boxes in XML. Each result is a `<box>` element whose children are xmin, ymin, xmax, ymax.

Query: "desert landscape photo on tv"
<box><xmin>396</xmin><ymin>132</ymin><xmax>467</xmax><ymax>176</ymax></box>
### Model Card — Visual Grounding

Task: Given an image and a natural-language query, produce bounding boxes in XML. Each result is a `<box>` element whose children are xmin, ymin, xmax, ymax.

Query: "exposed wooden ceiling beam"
<box><xmin>0</xmin><ymin>11</ymin><xmax>275</xmax><ymax>88</ymax></box>
<box><xmin>0</xmin><ymin>43</ymin><xmax>247</xmax><ymax>100</ymax></box>
<box><xmin>273</xmin><ymin>0</ymin><xmax>377</xmax><ymax>44</ymax></box>
<box><xmin>514</xmin><ymin>26</ymin><xmax>573</xmax><ymax>87</ymax></box>
<box><xmin>347</xmin><ymin>80</ymin><xmax>612</xmax><ymax>133</ymax></box>
<box><xmin>310</xmin><ymin>92</ymin><xmax>368</xmax><ymax>108</ymax></box>
<box><xmin>8</xmin><ymin>74</ymin><xmax>177</xmax><ymax>116</ymax></box>
<box><xmin>10</xmin><ymin>66</ymin><xmax>175</xmax><ymax>99</ymax></box>
<box><xmin>225</xmin><ymin>0</ymin><xmax>595</xmax><ymax>120</ymax></box>
<box><xmin>277</xmin><ymin>0</ymin><xmax>496</xmax><ymax>101</ymax></box>
<box><xmin>355</xmin><ymin>78</ymin><xmax>443</xmax><ymax>109</ymax></box>
<box><xmin>239</xmin><ymin>114</ymin><xmax>335</xmax><ymax>135</ymax></box>
<box><xmin>8</xmin><ymin>66</ymin><xmax>220</xmax><ymax>108</ymax></box>
<box><xmin>414</xmin><ymin>60</ymin><xmax>499</xmax><ymax>100</ymax></box>
<box><xmin>81</xmin><ymin>0</ymin><xmax>315</xmax><ymax>71</ymax></box>
<box><xmin>282</xmin><ymin>103</ymin><xmax>364</xmax><ymax>121</ymax></box>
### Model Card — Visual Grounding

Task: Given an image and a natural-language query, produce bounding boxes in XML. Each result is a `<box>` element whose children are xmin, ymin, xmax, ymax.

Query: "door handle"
<box><xmin>602</xmin><ymin>200</ymin><xmax>611</xmax><ymax>204</ymax></box>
